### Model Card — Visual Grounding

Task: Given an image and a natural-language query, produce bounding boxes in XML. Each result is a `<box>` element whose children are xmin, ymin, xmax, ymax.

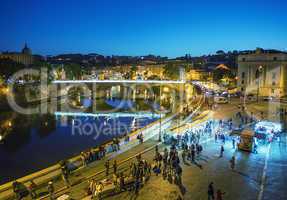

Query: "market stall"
<box><xmin>254</xmin><ymin>121</ymin><xmax>282</xmax><ymax>140</ymax></box>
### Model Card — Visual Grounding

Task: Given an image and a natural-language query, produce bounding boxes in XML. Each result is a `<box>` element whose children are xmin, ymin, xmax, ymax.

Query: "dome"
<box><xmin>22</xmin><ymin>43</ymin><xmax>32</xmax><ymax>55</ymax></box>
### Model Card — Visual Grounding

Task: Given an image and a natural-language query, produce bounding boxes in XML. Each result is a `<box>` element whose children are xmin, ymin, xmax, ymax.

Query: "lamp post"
<box><xmin>158</xmin><ymin>73</ymin><xmax>162</xmax><ymax>142</ymax></box>
<box><xmin>256</xmin><ymin>66</ymin><xmax>263</xmax><ymax>102</ymax></box>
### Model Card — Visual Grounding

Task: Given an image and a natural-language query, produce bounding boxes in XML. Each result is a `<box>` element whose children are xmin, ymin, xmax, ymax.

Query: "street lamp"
<box><xmin>158</xmin><ymin>74</ymin><xmax>162</xmax><ymax>142</ymax></box>
<box><xmin>256</xmin><ymin>66</ymin><xmax>263</xmax><ymax>102</ymax></box>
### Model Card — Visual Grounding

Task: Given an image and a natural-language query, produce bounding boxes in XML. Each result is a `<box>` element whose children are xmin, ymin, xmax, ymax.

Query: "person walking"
<box><xmin>220</xmin><ymin>145</ymin><xmax>224</xmax><ymax>157</ymax></box>
<box><xmin>191</xmin><ymin>148</ymin><xmax>195</xmax><ymax>162</ymax></box>
<box><xmin>176</xmin><ymin>165</ymin><xmax>182</xmax><ymax>185</ymax></box>
<box><xmin>12</xmin><ymin>181</ymin><xmax>21</xmax><ymax>200</ymax></box>
<box><xmin>208</xmin><ymin>182</ymin><xmax>215</xmax><ymax>200</ymax></box>
<box><xmin>105</xmin><ymin>160</ymin><xmax>110</xmax><ymax>177</ymax></box>
<box><xmin>163</xmin><ymin>148</ymin><xmax>168</xmax><ymax>166</ymax></box>
<box><xmin>232</xmin><ymin>138</ymin><xmax>236</xmax><ymax>149</ymax></box>
<box><xmin>88</xmin><ymin>179</ymin><xmax>96</xmax><ymax>198</ymax></box>
<box><xmin>222</xmin><ymin>135</ymin><xmax>225</xmax><ymax>144</ymax></box>
<box><xmin>134</xmin><ymin>178</ymin><xmax>141</xmax><ymax>196</ymax></box>
<box><xmin>80</xmin><ymin>152</ymin><xmax>86</xmax><ymax>167</ymax></box>
<box><xmin>95</xmin><ymin>181</ymin><xmax>104</xmax><ymax>200</ymax></box>
<box><xmin>113</xmin><ymin>160</ymin><xmax>118</xmax><ymax>174</ymax></box>
<box><xmin>230</xmin><ymin>156</ymin><xmax>235</xmax><ymax>170</ymax></box>
<box><xmin>61</xmin><ymin>165</ymin><xmax>70</xmax><ymax>187</ymax></box>
<box><xmin>253</xmin><ymin>143</ymin><xmax>258</xmax><ymax>154</ymax></box>
<box><xmin>182</xmin><ymin>150</ymin><xmax>186</xmax><ymax>163</ymax></box>
<box><xmin>216</xmin><ymin>189</ymin><xmax>225</xmax><ymax>200</ymax></box>
<box><xmin>119</xmin><ymin>172</ymin><xmax>126</xmax><ymax>191</ymax></box>
<box><xmin>47</xmin><ymin>181</ymin><xmax>55</xmax><ymax>200</ymax></box>
<box><xmin>28</xmin><ymin>181</ymin><xmax>37</xmax><ymax>199</ymax></box>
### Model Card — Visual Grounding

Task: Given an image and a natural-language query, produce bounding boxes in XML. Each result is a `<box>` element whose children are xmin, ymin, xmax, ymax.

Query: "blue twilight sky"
<box><xmin>0</xmin><ymin>0</ymin><xmax>287</xmax><ymax>57</ymax></box>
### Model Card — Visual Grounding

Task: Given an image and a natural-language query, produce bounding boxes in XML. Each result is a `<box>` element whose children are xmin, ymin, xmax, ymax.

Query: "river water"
<box><xmin>0</xmin><ymin>98</ymin><xmax>159</xmax><ymax>184</ymax></box>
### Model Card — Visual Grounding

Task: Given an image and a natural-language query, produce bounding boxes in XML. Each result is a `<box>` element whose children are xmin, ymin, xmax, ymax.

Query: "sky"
<box><xmin>0</xmin><ymin>0</ymin><xmax>287</xmax><ymax>57</ymax></box>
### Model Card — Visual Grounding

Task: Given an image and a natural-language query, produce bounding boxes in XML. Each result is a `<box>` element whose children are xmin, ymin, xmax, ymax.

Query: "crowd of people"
<box><xmin>12</xmin><ymin>104</ymin><xmax>274</xmax><ymax>200</ymax></box>
<box><xmin>79</xmin><ymin>136</ymin><xmax>126</xmax><ymax>168</ymax></box>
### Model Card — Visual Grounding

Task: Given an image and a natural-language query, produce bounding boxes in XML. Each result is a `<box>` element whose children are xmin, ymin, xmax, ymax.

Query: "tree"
<box><xmin>64</xmin><ymin>63</ymin><xmax>82</xmax><ymax>79</ymax></box>
<box><xmin>216</xmin><ymin>50</ymin><xmax>225</xmax><ymax>55</ymax></box>
<box><xmin>130</xmin><ymin>65</ymin><xmax>138</xmax><ymax>79</ymax></box>
<box><xmin>0</xmin><ymin>59</ymin><xmax>25</xmax><ymax>81</ymax></box>
<box><xmin>163</xmin><ymin>63</ymin><xmax>179</xmax><ymax>80</ymax></box>
<box><xmin>147</xmin><ymin>75</ymin><xmax>160</xmax><ymax>80</ymax></box>
<box><xmin>213</xmin><ymin>67</ymin><xmax>234</xmax><ymax>83</ymax></box>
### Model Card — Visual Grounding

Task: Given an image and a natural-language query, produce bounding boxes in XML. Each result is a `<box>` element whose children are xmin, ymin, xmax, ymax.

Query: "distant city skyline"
<box><xmin>1</xmin><ymin>0</ymin><xmax>287</xmax><ymax>57</ymax></box>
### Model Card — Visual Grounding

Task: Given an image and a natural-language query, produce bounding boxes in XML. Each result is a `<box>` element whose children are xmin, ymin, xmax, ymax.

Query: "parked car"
<box><xmin>263</xmin><ymin>96</ymin><xmax>273</xmax><ymax>101</ymax></box>
<box><xmin>214</xmin><ymin>96</ymin><xmax>228</xmax><ymax>104</ymax></box>
<box><xmin>246</xmin><ymin>94</ymin><xmax>257</xmax><ymax>102</ymax></box>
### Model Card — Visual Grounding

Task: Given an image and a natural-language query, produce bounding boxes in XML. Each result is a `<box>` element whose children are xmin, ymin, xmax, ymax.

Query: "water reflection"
<box><xmin>0</xmin><ymin>99</ymin><xmax>159</xmax><ymax>184</ymax></box>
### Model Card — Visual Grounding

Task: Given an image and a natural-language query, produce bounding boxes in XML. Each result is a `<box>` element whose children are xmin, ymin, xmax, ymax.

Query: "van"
<box><xmin>238</xmin><ymin>129</ymin><xmax>254</xmax><ymax>152</ymax></box>
<box><xmin>214</xmin><ymin>96</ymin><xmax>228</xmax><ymax>104</ymax></box>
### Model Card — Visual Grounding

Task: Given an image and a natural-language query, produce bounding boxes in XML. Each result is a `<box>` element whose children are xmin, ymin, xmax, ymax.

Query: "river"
<box><xmin>0</xmin><ymin>98</ymin><xmax>159</xmax><ymax>184</ymax></box>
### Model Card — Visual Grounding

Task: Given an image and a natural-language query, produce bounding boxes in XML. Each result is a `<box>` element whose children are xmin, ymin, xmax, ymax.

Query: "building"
<box><xmin>0</xmin><ymin>43</ymin><xmax>33</xmax><ymax>65</ymax></box>
<box><xmin>237</xmin><ymin>48</ymin><xmax>287</xmax><ymax>97</ymax></box>
<box><xmin>186</xmin><ymin>69</ymin><xmax>210</xmax><ymax>81</ymax></box>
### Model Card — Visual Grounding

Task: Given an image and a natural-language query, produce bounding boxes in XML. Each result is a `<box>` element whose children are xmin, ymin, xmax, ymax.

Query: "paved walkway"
<box><xmin>99</xmin><ymin>101</ymin><xmax>287</xmax><ymax>200</ymax></box>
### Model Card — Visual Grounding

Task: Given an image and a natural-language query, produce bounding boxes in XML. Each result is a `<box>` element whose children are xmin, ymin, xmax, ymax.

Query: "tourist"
<box><xmin>191</xmin><ymin>148</ymin><xmax>195</xmax><ymax>162</ymax></box>
<box><xmin>220</xmin><ymin>145</ymin><xmax>224</xmax><ymax>157</ymax></box>
<box><xmin>222</xmin><ymin>134</ymin><xmax>225</xmax><ymax>144</ymax></box>
<box><xmin>12</xmin><ymin>181</ymin><xmax>21</xmax><ymax>200</ymax></box>
<box><xmin>137</xmin><ymin>132</ymin><xmax>144</xmax><ymax>144</ymax></box>
<box><xmin>134</xmin><ymin>178</ymin><xmax>141</xmax><ymax>195</ymax></box>
<box><xmin>80</xmin><ymin>152</ymin><xmax>86</xmax><ymax>167</ymax></box>
<box><xmin>115</xmin><ymin>137</ymin><xmax>120</xmax><ymax>151</ymax></box>
<box><xmin>112</xmin><ymin>138</ymin><xmax>117</xmax><ymax>151</ymax></box>
<box><xmin>47</xmin><ymin>181</ymin><xmax>55</xmax><ymax>200</ymax></box>
<box><xmin>113</xmin><ymin>160</ymin><xmax>118</xmax><ymax>174</ymax></box>
<box><xmin>88</xmin><ymin>179</ymin><xmax>96</xmax><ymax>198</ymax></box>
<box><xmin>28</xmin><ymin>180</ymin><xmax>37</xmax><ymax>199</ymax></box>
<box><xmin>131</xmin><ymin>162</ymin><xmax>137</xmax><ymax>177</ymax></box>
<box><xmin>216</xmin><ymin>189</ymin><xmax>225</xmax><ymax>200</ymax></box>
<box><xmin>119</xmin><ymin>172</ymin><xmax>126</xmax><ymax>191</ymax></box>
<box><xmin>253</xmin><ymin>143</ymin><xmax>258</xmax><ymax>154</ymax></box>
<box><xmin>163</xmin><ymin>148</ymin><xmax>168</xmax><ymax>166</ymax></box>
<box><xmin>198</xmin><ymin>144</ymin><xmax>203</xmax><ymax>154</ymax></box>
<box><xmin>98</xmin><ymin>145</ymin><xmax>104</xmax><ymax>159</ymax></box>
<box><xmin>232</xmin><ymin>138</ymin><xmax>236</xmax><ymax>149</ymax></box>
<box><xmin>124</xmin><ymin>134</ymin><xmax>130</xmax><ymax>143</ymax></box>
<box><xmin>153</xmin><ymin>162</ymin><xmax>161</xmax><ymax>176</ymax></box>
<box><xmin>105</xmin><ymin>160</ymin><xmax>110</xmax><ymax>176</ymax></box>
<box><xmin>181</xmin><ymin>149</ymin><xmax>186</xmax><ymax>163</ymax></box>
<box><xmin>61</xmin><ymin>165</ymin><xmax>70</xmax><ymax>187</ymax></box>
<box><xmin>230</xmin><ymin>156</ymin><xmax>235</xmax><ymax>170</ymax></box>
<box><xmin>187</xmin><ymin>147</ymin><xmax>191</xmax><ymax>161</ymax></box>
<box><xmin>196</xmin><ymin>143</ymin><xmax>201</xmax><ymax>155</ymax></box>
<box><xmin>113</xmin><ymin>173</ymin><xmax>118</xmax><ymax>186</ymax></box>
<box><xmin>155</xmin><ymin>144</ymin><xmax>159</xmax><ymax>154</ymax></box>
<box><xmin>175</xmin><ymin>165</ymin><xmax>182</xmax><ymax>185</ymax></box>
<box><xmin>95</xmin><ymin>181</ymin><xmax>104</xmax><ymax>200</ymax></box>
<box><xmin>208</xmin><ymin>182</ymin><xmax>215</xmax><ymax>200</ymax></box>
